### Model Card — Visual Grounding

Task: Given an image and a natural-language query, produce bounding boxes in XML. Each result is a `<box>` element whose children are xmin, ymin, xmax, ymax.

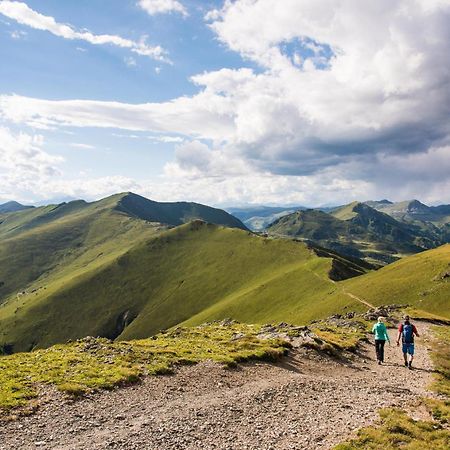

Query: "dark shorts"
<box><xmin>402</xmin><ymin>343</ymin><xmax>414</xmax><ymax>355</ymax></box>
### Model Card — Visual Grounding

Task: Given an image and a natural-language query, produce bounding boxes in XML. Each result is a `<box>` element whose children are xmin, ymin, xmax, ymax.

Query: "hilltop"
<box><xmin>0</xmin><ymin>201</ymin><xmax>33</xmax><ymax>214</ymax></box>
<box><xmin>267</xmin><ymin>202</ymin><xmax>441</xmax><ymax>266</ymax></box>
<box><xmin>0</xmin><ymin>192</ymin><xmax>246</xmax><ymax>304</ymax></box>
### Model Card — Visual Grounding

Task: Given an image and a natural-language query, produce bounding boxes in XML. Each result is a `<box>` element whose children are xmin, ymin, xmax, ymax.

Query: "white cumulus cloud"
<box><xmin>0</xmin><ymin>0</ymin><xmax>169</xmax><ymax>61</ymax></box>
<box><xmin>138</xmin><ymin>0</ymin><xmax>188</xmax><ymax>17</ymax></box>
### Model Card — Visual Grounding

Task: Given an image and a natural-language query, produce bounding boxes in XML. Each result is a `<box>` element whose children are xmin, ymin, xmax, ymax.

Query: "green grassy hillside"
<box><xmin>268</xmin><ymin>203</ymin><xmax>441</xmax><ymax>266</ymax></box>
<box><xmin>0</xmin><ymin>192</ymin><xmax>247</xmax><ymax>303</ymax></box>
<box><xmin>0</xmin><ymin>222</ymin><xmax>364</xmax><ymax>352</ymax></box>
<box><xmin>338</xmin><ymin>244</ymin><xmax>450</xmax><ymax>318</ymax></box>
<box><xmin>0</xmin><ymin>198</ymin><xmax>164</xmax><ymax>303</ymax></box>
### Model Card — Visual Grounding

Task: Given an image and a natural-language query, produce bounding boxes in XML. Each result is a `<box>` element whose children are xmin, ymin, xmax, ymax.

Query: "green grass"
<box><xmin>334</xmin><ymin>323</ymin><xmax>450</xmax><ymax>449</ymax></box>
<box><xmin>0</xmin><ymin>221</ymin><xmax>361</xmax><ymax>352</ymax></box>
<box><xmin>338</xmin><ymin>244</ymin><xmax>450</xmax><ymax>318</ymax></box>
<box><xmin>310</xmin><ymin>321</ymin><xmax>369</xmax><ymax>352</ymax></box>
<box><xmin>0</xmin><ymin>197</ymin><xmax>164</xmax><ymax>303</ymax></box>
<box><xmin>0</xmin><ymin>192</ymin><xmax>246</xmax><ymax>305</ymax></box>
<box><xmin>334</xmin><ymin>408</ymin><xmax>449</xmax><ymax>450</ymax></box>
<box><xmin>0</xmin><ymin>323</ymin><xmax>288</xmax><ymax>413</ymax></box>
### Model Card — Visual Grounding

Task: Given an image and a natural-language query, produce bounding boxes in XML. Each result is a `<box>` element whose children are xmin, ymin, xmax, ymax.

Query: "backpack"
<box><xmin>402</xmin><ymin>323</ymin><xmax>414</xmax><ymax>344</ymax></box>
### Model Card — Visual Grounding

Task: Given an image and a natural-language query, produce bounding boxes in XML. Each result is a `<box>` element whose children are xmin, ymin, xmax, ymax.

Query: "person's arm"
<box><xmin>384</xmin><ymin>324</ymin><xmax>390</xmax><ymax>343</ymax></box>
<box><xmin>413</xmin><ymin>324</ymin><xmax>420</xmax><ymax>337</ymax></box>
<box><xmin>396</xmin><ymin>324</ymin><xmax>402</xmax><ymax>346</ymax></box>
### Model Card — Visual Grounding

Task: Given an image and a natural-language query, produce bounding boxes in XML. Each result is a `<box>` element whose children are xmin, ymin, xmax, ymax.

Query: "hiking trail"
<box><xmin>342</xmin><ymin>288</ymin><xmax>376</xmax><ymax>309</ymax></box>
<box><xmin>0</xmin><ymin>321</ymin><xmax>437</xmax><ymax>450</ymax></box>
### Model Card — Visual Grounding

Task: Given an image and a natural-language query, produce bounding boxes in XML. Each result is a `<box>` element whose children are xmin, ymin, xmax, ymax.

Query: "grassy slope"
<box><xmin>0</xmin><ymin>198</ymin><xmax>164</xmax><ymax>303</ymax></box>
<box><xmin>0</xmin><ymin>222</ymin><xmax>360</xmax><ymax>352</ymax></box>
<box><xmin>0</xmin><ymin>323</ymin><xmax>289</xmax><ymax>411</ymax></box>
<box><xmin>339</xmin><ymin>244</ymin><xmax>450</xmax><ymax>318</ymax></box>
<box><xmin>0</xmin><ymin>192</ymin><xmax>248</xmax><ymax>304</ymax></box>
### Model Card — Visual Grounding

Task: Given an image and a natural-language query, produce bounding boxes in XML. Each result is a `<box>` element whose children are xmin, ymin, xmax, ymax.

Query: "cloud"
<box><xmin>0</xmin><ymin>1</ymin><xmax>168</xmax><ymax>61</ymax></box>
<box><xmin>0</xmin><ymin>93</ymin><xmax>235</xmax><ymax>139</ymax></box>
<box><xmin>124</xmin><ymin>56</ymin><xmax>137</xmax><ymax>67</ymax></box>
<box><xmin>0</xmin><ymin>127</ymin><xmax>64</xmax><ymax>201</ymax></box>
<box><xmin>2</xmin><ymin>0</ymin><xmax>450</xmax><ymax>204</ymax></box>
<box><xmin>10</xmin><ymin>29</ymin><xmax>26</xmax><ymax>39</ymax></box>
<box><xmin>69</xmin><ymin>143</ymin><xmax>95</xmax><ymax>150</ymax></box>
<box><xmin>148</xmin><ymin>135</ymin><xmax>184</xmax><ymax>143</ymax></box>
<box><xmin>138</xmin><ymin>0</ymin><xmax>188</xmax><ymax>17</ymax></box>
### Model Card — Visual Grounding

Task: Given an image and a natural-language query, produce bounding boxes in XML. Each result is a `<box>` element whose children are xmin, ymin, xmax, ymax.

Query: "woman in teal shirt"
<box><xmin>372</xmin><ymin>317</ymin><xmax>390</xmax><ymax>364</ymax></box>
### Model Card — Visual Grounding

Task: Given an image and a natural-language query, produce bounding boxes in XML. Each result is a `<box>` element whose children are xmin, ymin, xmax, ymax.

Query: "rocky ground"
<box><xmin>0</xmin><ymin>322</ymin><xmax>436</xmax><ymax>450</ymax></box>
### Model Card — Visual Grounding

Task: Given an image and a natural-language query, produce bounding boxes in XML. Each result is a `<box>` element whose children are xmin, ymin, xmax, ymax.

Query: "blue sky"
<box><xmin>0</xmin><ymin>0</ymin><xmax>249</xmax><ymax>191</ymax></box>
<box><xmin>1</xmin><ymin>0</ymin><xmax>450</xmax><ymax>206</ymax></box>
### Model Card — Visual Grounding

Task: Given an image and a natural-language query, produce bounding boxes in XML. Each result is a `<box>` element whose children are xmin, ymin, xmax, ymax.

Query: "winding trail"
<box><xmin>0</xmin><ymin>322</ymin><xmax>436</xmax><ymax>450</ymax></box>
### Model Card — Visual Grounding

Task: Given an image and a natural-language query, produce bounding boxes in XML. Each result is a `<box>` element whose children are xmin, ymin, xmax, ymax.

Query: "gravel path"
<box><xmin>0</xmin><ymin>322</ymin><xmax>436</xmax><ymax>450</ymax></box>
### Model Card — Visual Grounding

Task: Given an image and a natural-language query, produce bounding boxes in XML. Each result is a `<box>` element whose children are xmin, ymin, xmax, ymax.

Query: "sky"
<box><xmin>1</xmin><ymin>0</ymin><xmax>450</xmax><ymax>207</ymax></box>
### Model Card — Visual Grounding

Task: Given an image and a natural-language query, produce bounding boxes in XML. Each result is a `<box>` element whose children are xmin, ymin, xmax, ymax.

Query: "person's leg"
<box><xmin>379</xmin><ymin>340</ymin><xmax>385</xmax><ymax>363</ymax></box>
<box><xmin>408</xmin><ymin>344</ymin><xmax>415</xmax><ymax>368</ymax></box>
<box><xmin>375</xmin><ymin>340</ymin><xmax>381</xmax><ymax>362</ymax></box>
<box><xmin>402</xmin><ymin>343</ymin><xmax>408</xmax><ymax>366</ymax></box>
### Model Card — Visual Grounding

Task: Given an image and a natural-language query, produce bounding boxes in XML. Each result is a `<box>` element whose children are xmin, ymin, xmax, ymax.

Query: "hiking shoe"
<box><xmin>404</xmin><ymin>361</ymin><xmax>408</xmax><ymax>367</ymax></box>
<box><xmin>408</xmin><ymin>361</ymin><xmax>412</xmax><ymax>369</ymax></box>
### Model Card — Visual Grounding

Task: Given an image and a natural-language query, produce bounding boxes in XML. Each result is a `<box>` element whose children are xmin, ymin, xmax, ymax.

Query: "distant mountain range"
<box><xmin>0</xmin><ymin>192</ymin><xmax>246</xmax><ymax>304</ymax></box>
<box><xmin>228</xmin><ymin>199</ymin><xmax>450</xmax><ymax>231</ymax></box>
<box><xmin>366</xmin><ymin>199</ymin><xmax>450</xmax><ymax>225</ymax></box>
<box><xmin>266</xmin><ymin>200</ymin><xmax>450</xmax><ymax>266</ymax></box>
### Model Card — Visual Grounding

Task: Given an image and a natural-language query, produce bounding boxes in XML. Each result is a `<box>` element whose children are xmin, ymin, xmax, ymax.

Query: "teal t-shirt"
<box><xmin>372</xmin><ymin>322</ymin><xmax>390</xmax><ymax>341</ymax></box>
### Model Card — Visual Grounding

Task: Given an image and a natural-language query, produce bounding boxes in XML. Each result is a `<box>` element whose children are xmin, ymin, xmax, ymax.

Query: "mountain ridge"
<box><xmin>267</xmin><ymin>202</ymin><xmax>439</xmax><ymax>265</ymax></box>
<box><xmin>0</xmin><ymin>201</ymin><xmax>34</xmax><ymax>214</ymax></box>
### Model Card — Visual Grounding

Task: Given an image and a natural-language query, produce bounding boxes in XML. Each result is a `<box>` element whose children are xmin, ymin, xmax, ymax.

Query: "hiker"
<box><xmin>396</xmin><ymin>315</ymin><xmax>419</xmax><ymax>369</ymax></box>
<box><xmin>372</xmin><ymin>316</ymin><xmax>390</xmax><ymax>364</ymax></box>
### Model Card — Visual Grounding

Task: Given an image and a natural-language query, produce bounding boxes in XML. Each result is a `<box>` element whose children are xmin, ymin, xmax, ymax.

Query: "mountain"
<box><xmin>0</xmin><ymin>201</ymin><xmax>33</xmax><ymax>214</ymax></box>
<box><xmin>267</xmin><ymin>202</ymin><xmax>441</xmax><ymax>265</ymax></box>
<box><xmin>0</xmin><ymin>192</ymin><xmax>247</xmax><ymax>303</ymax></box>
<box><xmin>115</xmin><ymin>193</ymin><xmax>247</xmax><ymax>230</ymax></box>
<box><xmin>366</xmin><ymin>199</ymin><xmax>450</xmax><ymax>225</ymax></box>
<box><xmin>226</xmin><ymin>206</ymin><xmax>305</xmax><ymax>231</ymax></box>
<box><xmin>0</xmin><ymin>221</ymin><xmax>369</xmax><ymax>352</ymax></box>
<box><xmin>364</xmin><ymin>199</ymin><xmax>393</xmax><ymax>208</ymax></box>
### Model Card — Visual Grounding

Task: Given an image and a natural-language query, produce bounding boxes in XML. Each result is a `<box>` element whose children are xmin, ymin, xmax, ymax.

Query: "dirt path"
<box><xmin>0</xmin><ymin>322</ymin><xmax>436</xmax><ymax>450</ymax></box>
<box><xmin>341</xmin><ymin>289</ymin><xmax>376</xmax><ymax>309</ymax></box>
